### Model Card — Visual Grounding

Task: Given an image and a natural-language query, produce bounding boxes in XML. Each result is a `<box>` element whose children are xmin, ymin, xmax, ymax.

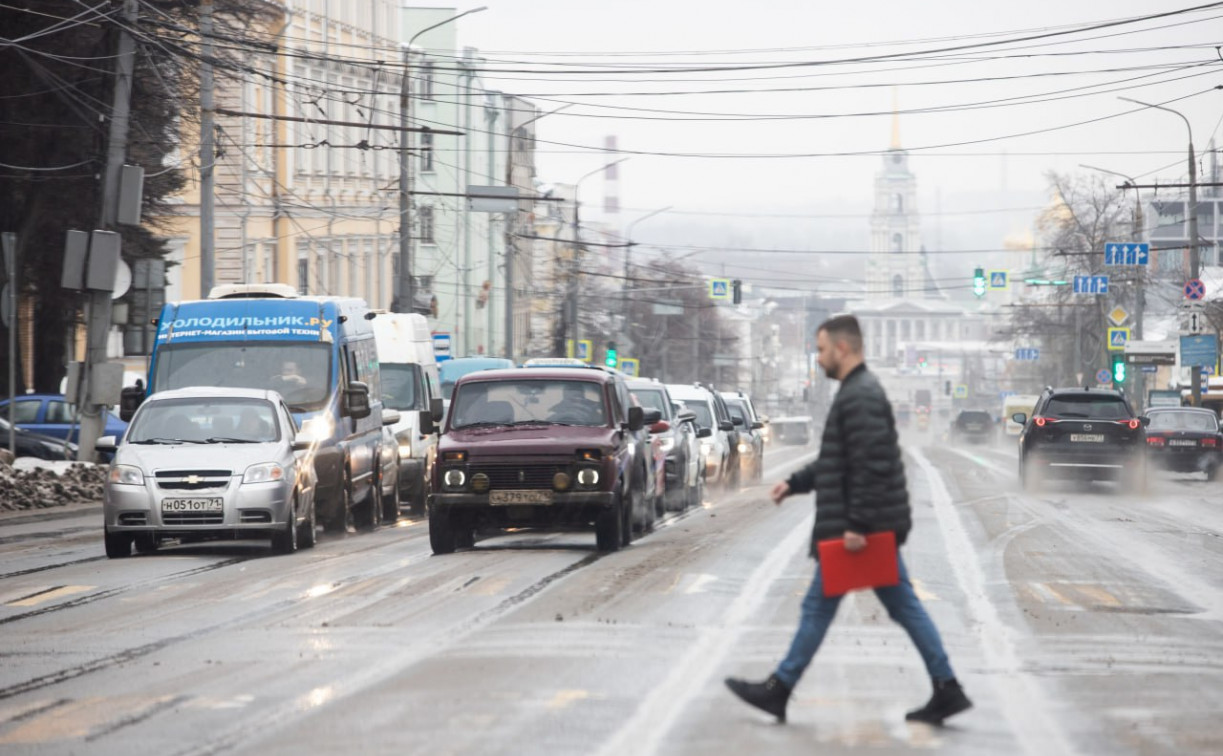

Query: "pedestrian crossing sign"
<box><xmin>954</xmin><ymin>384</ymin><xmax>968</xmax><ymax>398</ymax></box>
<box><xmin>988</xmin><ymin>271</ymin><xmax>1009</xmax><ymax>290</ymax></box>
<box><xmin>709</xmin><ymin>278</ymin><xmax>731</xmax><ymax>300</ymax></box>
<box><xmin>618</xmin><ymin>358</ymin><xmax>640</xmax><ymax>377</ymax></box>
<box><xmin>1107</xmin><ymin>327</ymin><xmax>1130</xmax><ymax>351</ymax></box>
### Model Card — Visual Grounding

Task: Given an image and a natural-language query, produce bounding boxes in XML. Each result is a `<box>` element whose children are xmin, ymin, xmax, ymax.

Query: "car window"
<box><xmin>12</xmin><ymin>400</ymin><xmax>40</xmax><ymax>424</ymax></box>
<box><xmin>726</xmin><ymin>402</ymin><xmax>747</xmax><ymax>424</ymax></box>
<box><xmin>957</xmin><ymin>411</ymin><xmax>992</xmax><ymax>424</ymax></box>
<box><xmin>46</xmin><ymin>401</ymin><xmax>74</xmax><ymax>424</ymax></box>
<box><xmin>631</xmin><ymin>389</ymin><xmax>671</xmax><ymax>418</ymax></box>
<box><xmin>450</xmin><ymin>380</ymin><xmax>608</xmax><ymax>428</ymax></box>
<box><xmin>1148</xmin><ymin>411</ymin><xmax>1218</xmax><ymax>432</ymax></box>
<box><xmin>680</xmin><ymin>399</ymin><xmax>714</xmax><ymax>429</ymax></box>
<box><xmin>130</xmin><ymin>398</ymin><xmax>280</xmax><ymax>443</ymax></box>
<box><xmin>1044</xmin><ymin>396</ymin><xmax>1130</xmax><ymax>420</ymax></box>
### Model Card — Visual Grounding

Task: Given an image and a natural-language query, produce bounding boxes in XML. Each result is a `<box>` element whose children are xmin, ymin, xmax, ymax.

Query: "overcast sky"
<box><xmin>435</xmin><ymin>1</ymin><xmax>1223</xmax><ymax>283</ymax></box>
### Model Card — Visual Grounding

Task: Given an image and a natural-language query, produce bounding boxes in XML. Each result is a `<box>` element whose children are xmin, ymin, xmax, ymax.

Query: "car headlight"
<box><xmin>398</xmin><ymin>440</ymin><xmax>412</xmax><ymax>458</ymax></box>
<box><xmin>243</xmin><ymin>462</ymin><xmax>285</xmax><ymax>484</ymax></box>
<box><xmin>659</xmin><ymin>437</ymin><xmax>675</xmax><ymax>453</ymax></box>
<box><xmin>738</xmin><ymin>442</ymin><xmax>748</xmax><ymax>453</ymax></box>
<box><xmin>299</xmin><ymin>415</ymin><xmax>335</xmax><ymax>443</ymax></box>
<box><xmin>576</xmin><ymin>468</ymin><xmax>600</xmax><ymax>488</ymax></box>
<box><xmin>443</xmin><ymin>468</ymin><xmax>466</xmax><ymax>490</ymax></box>
<box><xmin>109</xmin><ymin>464</ymin><xmax>144</xmax><ymax>486</ymax></box>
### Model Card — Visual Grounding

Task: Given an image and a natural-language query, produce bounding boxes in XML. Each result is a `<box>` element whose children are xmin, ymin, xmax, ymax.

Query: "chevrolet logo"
<box><xmin>186</xmin><ymin>475</ymin><xmax>201</xmax><ymax>485</ymax></box>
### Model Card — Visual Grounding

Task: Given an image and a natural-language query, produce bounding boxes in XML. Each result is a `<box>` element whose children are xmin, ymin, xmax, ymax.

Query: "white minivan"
<box><xmin>372</xmin><ymin>313</ymin><xmax>441</xmax><ymax>514</ymax></box>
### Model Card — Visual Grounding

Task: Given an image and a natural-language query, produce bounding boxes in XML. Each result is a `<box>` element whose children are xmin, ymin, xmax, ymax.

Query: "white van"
<box><xmin>1003</xmin><ymin>394</ymin><xmax>1040</xmax><ymax>437</ymax></box>
<box><xmin>372</xmin><ymin>313</ymin><xmax>441</xmax><ymax>514</ymax></box>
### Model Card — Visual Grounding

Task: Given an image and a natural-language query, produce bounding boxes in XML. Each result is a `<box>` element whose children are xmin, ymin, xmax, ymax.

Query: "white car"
<box><xmin>98</xmin><ymin>387</ymin><xmax>318</xmax><ymax>557</ymax></box>
<box><xmin>666</xmin><ymin>383</ymin><xmax>738</xmax><ymax>490</ymax></box>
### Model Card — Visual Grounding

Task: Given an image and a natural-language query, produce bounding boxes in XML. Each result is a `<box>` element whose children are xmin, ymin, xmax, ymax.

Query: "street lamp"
<box><xmin>564</xmin><ymin>157</ymin><xmax>630</xmax><ymax>349</ymax></box>
<box><xmin>397</xmin><ymin>6</ymin><xmax>487</xmax><ymax>316</ymax></box>
<box><xmin>619</xmin><ymin>205</ymin><xmax>672</xmax><ymax>361</ymax></box>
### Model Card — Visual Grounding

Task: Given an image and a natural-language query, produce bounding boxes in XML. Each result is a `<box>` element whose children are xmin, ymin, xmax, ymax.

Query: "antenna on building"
<box><xmin>890</xmin><ymin>87</ymin><xmax>901</xmax><ymax>150</ymax></box>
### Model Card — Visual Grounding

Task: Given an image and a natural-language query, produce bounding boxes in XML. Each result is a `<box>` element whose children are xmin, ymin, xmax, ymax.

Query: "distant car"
<box><xmin>950</xmin><ymin>410</ymin><xmax>995</xmax><ymax>445</ymax></box>
<box><xmin>629</xmin><ymin>379</ymin><xmax>704</xmax><ymax>512</ymax></box>
<box><xmin>0</xmin><ymin>417</ymin><xmax>78</xmax><ymax>460</ymax></box>
<box><xmin>722</xmin><ymin>391</ymin><xmax>765</xmax><ymax>482</ymax></box>
<box><xmin>438</xmin><ymin>357</ymin><xmax>515</xmax><ymax>401</ymax></box>
<box><xmin>1143</xmin><ymin>407</ymin><xmax>1223</xmax><ymax>478</ymax></box>
<box><xmin>770</xmin><ymin>416</ymin><xmax>813</xmax><ymax>446</ymax></box>
<box><xmin>98</xmin><ymin>387</ymin><xmax>318</xmax><ymax>558</ymax></box>
<box><xmin>0</xmin><ymin>393</ymin><xmax>127</xmax><ymax>443</ymax></box>
<box><xmin>667</xmin><ymin>383</ymin><xmax>740</xmax><ymax>491</ymax></box>
<box><xmin>1015</xmin><ymin>387</ymin><xmax>1147</xmax><ymax>491</ymax></box>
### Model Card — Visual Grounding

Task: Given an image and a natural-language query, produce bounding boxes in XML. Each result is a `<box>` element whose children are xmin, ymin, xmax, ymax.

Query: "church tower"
<box><xmin>865</xmin><ymin>99</ymin><xmax>926</xmax><ymax>300</ymax></box>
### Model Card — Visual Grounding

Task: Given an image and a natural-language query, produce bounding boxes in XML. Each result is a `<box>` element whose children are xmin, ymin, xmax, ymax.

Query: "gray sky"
<box><xmin>442</xmin><ymin>1</ymin><xmax>1223</xmax><ymax>280</ymax></box>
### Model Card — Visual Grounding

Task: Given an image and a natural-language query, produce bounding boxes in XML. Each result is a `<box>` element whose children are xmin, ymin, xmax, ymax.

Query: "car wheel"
<box><xmin>689</xmin><ymin>473</ymin><xmax>704</xmax><ymax>509</ymax></box>
<box><xmin>455</xmin><ymin>522</ymin><xmax>475</xmax><ymax>549</ymax></box>
<box><xmin>104</xmin><ymin>528</ymin><xmax>132</xmax><ymax>559</ymax></box>
<box><xmin>428</xmin><ymin>504</ymin><xmax>457</xmax><ymax>555</ymax></box>
<box><xmin>133</xmin><ymin>533</ymin><xmax>159</xmax><ymax>555</ymax></box>
<box><xmin>406</xmin><ymin>475</ymin><xmax>427</xmax><ymax>517</ymax></box>
<box><xmin>322</xmin><ymin>475</ymin><xmax>354</xmax><ymax>534</ymax></box>
<box><xmin>595</xmin><ymin>491</ymin><xmax>624</xmax><ymax>552</ymax></box>
<box><xmin>382</xmin><ymin>470</ymin><xmax>400</xmax><ymax>525</ymax></box>
<box><xmin>364</xmin><ymin>471</ymin><xmax>383</xmax><ymax>531</ymax></box>
<box><xmin>271</xmin><ymin>496</ymin><xmax>300</xmax><ymax>555</ymax></box>
<box><xmin>632</xmin><ymin>467</ymin><xmax>654</xmax><ymax>535</ymax></box>
<box><xmin>299</xmin><ymin>493</ymin><xmax>317</xmax><ymax>549</ymax></box>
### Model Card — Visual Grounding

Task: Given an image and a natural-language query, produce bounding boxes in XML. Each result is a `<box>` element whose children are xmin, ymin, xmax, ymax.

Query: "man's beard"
<box><xmin>821</xmin><ymin>361</ymin><xmax>838</xmax><ymax>379</ymax></box>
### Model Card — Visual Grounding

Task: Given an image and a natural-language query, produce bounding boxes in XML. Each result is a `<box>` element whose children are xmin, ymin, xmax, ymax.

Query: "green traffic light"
<box><xmin>1112</xmin><ymin>354</ymin><xmax>1126</xmax><ymax>383</ymax></box>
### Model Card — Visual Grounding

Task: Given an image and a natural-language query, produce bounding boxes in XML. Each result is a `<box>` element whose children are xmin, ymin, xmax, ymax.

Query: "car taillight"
<box><xmin>1203</xmin><ymin>438</ymin><xmax>1219</xmax><ymax>448</ymax></box>
<box><xmin>1125</xmin><ymin>419</ymin><xmax>1140</xmax><ymax>430</ymax></box>
<box><xmin>1034</xmin><ymin>417</ymin><xmax>1047</xmax><ymax>427</ymax></box>
<box><xmin>1146</xmin><ymin>436</ymin><xmax>1165</xmax><ymax>446</ymax></box>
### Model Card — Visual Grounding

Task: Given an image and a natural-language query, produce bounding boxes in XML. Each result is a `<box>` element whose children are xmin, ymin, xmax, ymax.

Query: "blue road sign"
<box><xmin>1104</xmin><ymin>243</ymin><xmax>1150</xmax><ymax>266</ymax></box>
<box><xmin>989</xmin><ymin>271</ymin><xmax>1009</xmax><ymax>289</ymax></box>
<box><xmin>1072</xmin><ymin>275</ymin><xmax>1109</xmax><ymax>294</ymax></box>
<box><xmin>1140</xmin><ymin>365</ymin><xmax>1158</xmax><ymax>374</ymax></box>
<box><xmin>1014</xmin><ymin>347</ymin><xmax>1040</xmax><ymax>361</ymax></box>
<box><xmin>432</xmin><ymin>332</ymin><xmax>451</xmax><ymax>355</ymax></box>
<box><xmin>709</xmin><ymin>279</ymin><xmax>731</xmax><ymax>300</ymax></box>
<box><xmin>1185</xmin><ymin>278</ymin><xmax>1206</xmax><ymax>301</ymax></box>
<box><xmin>1096</xmin><ymin>368</ymin><xmax>1112</xmax><ymax>384</ymax></box>
<box><xmin>1107</xmin><ymin>327</ymin><xmax>1130</xmax><ymax>351</ymax></box>
<box><xmin>1180</xmin><ymin>334</ymin><xmax>1217</xmax><ymax>367</ymax></box>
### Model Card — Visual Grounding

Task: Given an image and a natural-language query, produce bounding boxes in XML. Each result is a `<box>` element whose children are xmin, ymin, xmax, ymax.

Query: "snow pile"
<box><xmin>0</xmin><ymin>460</ymin><xmax>106</xmax><ymax>511</ymax></box>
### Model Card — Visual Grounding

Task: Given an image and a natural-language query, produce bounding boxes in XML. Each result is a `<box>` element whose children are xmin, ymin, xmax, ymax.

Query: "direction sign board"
<box><xmin>953</xmin><ymin>384</ymin><xmax>968</xmax><ymax>399</ymax></box>
<box><xmin>1180</xmin><ymin>334</ymin><xmax>1217</xmax><ymax>367</ymax></box>
<box><xmin>1096</xmin><ymin>368</ymin><xmax>1112</xmax><ymax>384</ymax></box>
<box><xmin>709</xmin><ymin>278</ymin><xmax>731</xmax><ymax>300</ymax></box>
<box><xmin>1107</xmin><ymin>306</ymin><xmax>1128</xmax><ymax>326</ymax></box>
<box><xmin>1014</xmin><ymin>347</ymin><xmax>1040</xmax><ymax>361</ymax></box>
<box><xmin>988</xmin><ymin>271</ymin><xmax>1009</xmax><ymax>290</ymax></box>
<box><xmin>432</xmin><ymin>332</ymin><xmax>451</xmax><ymax>356</ymax></box>
<box><xmin>1185</xmin><ymin>278</ymin><xmax>1206</xmax><ymax>301</ymax></box>
<box><xmin>1107</xmin><ymin>327</ymin><xmax>1130</xmax><ymax>351</ymax></box>
<box><xmin>1072</xmin><ymin>275</ymin><xmax>1109</xmax><ymax>295</ymax></box>
<box><xmin>1103</xmin><ymin>242</ymin><xmax>1150</xmax><ymax>266</ymax></box>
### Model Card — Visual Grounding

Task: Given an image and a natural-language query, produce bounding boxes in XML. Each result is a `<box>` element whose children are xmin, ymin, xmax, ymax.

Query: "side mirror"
<box><xmin>419</xmin><ymin>409</ymin><xmax>437</xmax><ymax>436</ymax></box>
<box><xmin>95</xmin><ymin>435</ymin><xmax>117</xmax><ymax>453</ymax></box>
<box><xmin>676</xmin><ymin>408</ymin><xmax>696</xmax><ymax>423</ymax></box>
<box><xmin>430</xmin><ymin>397</ymin><xmax>445</xmax><ymax>423</ymax></box>
<box><xmin>731</xmin><ymin>416</ymin><xmax>745</xmax><ymax>427</ymax></box>
<box><xmin>292</xmin><ymin>437</ymin><xmax>314</xmax><ymax>452</ymax></box>
<box><xmin>719</xmin><ymin>420</ymin><xmax>734</xmax><ymax>432</ymax></box>
<box><xmin>382</xmin><ymin>409</ymin><xmax>401</xmax><ymax>426</ymax></box>
<box><xmin>627</xmin><ymin>406</ymin><xmax>645</xmax><ymax>432</ymax></box>
<box><xmin>119</xmin><ymin>385</ymin><xmax>144</xmax><ymax>422</ymax></box>
<box><xmin>345</xmin><ymin>381</ymin><xmax>371</xmax><ymax>420</ymax></box>
<box><xmin>649</xmin><ymin>420</ymin><xmax>670</xmax><ymax>434</ymax></box>
<box><xmin>1011</xmin><ymin>413</ymin><xmax>1027</xmax><ymax>425</ymax></box>
<box><xmin>697</xmin><ymin>427</ymin><xmax>713</xmax><ymax>439</ymax></box>
<box><xmin>642</xmin><ymin>409</ymin><xmax>662</xmax><ymax>425</ymax></box>
<box><xmin>751</xmin><ymin>421</ymin><xmax>764</xmax><ymax>430</ymax></box>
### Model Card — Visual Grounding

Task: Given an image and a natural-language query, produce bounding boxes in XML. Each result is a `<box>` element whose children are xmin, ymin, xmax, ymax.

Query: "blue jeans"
<box><xmin>774</xmin><ymin>552</ymin><xmax>955</xmax><ymax>689</ymax></box>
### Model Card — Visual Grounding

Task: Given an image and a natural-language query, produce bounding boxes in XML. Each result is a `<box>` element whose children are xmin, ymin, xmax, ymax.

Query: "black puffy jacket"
<box><xmin>786</xmin><ymin>364</ymin><xmax>911</xmax><ymax>557</ymax></box>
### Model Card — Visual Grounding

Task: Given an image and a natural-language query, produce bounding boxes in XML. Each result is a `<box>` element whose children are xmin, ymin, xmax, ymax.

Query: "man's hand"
<box><xmin>843</xmin><ymin>531</ymin><xmax>867</xmax><ymax>552</ymax></box>
<box><xmin>769</xmin><ymin>481</ymin><xmax>791</xmax><ymax>505</ymax></box>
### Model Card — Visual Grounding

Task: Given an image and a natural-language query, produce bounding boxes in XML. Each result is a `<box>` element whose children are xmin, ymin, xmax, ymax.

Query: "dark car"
<box><xmin>0</xmin><ymin>417</ymin><xmax>78</xmax><ymax>461</ymax></box>
<box><xmin>1143</xmin><ymin>407</ymin><xmax>1222</xmax><ymax>478</ymax></box>
<box><xmin>426</xmin><ymin>367</ymin><xmax>654</xmax><ymax>554</ymax></box>
<box><xmin>629</xmin><ymin>378</ymin><xmax>704</xmax><ymax>512</ymax></box>
<box><xmin>0</xmin><ymin>393</ymin><xmax>127</xmax><ymax>443</ymax></box>
<box><xmin>1015</xmin><ymin>387</ymin><xmax>1147</xmax><ymax>491</ymax></box>
<box><xmin>950</xmin><ymin>410</ymin><xmax>995</xmax><ymax>445</ymax></box>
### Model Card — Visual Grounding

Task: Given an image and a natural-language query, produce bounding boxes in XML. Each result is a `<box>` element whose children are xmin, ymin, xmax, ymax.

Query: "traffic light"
<box><xmin>605</xmin><ymin>341</ymin><xmax>618</xmax><ymax>368</ymax></box>
<box><xmin>732</xmin><ymin>279</ymin><xmax>742</xmax><ymax>304</ymax></box>
<box><xmin>972</xmin><ymin>266</ymin><xmax>986</xmax><ymax>298</ymax></box>
<box><xmin>1111</xmin><ymin>352</ymin><xmax>1126</xmax><ymax>384</ymax></box>
<box><xmin>944</xmin><ymin>380</ymin><xmax>951</xmax><ymax>396</ymax></box>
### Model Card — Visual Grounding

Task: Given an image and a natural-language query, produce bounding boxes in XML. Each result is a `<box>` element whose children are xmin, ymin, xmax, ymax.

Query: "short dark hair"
<box><xmin>818</xmin><ymin>314</ymin><xmax>864</xmax><ymax>353</ymax></box>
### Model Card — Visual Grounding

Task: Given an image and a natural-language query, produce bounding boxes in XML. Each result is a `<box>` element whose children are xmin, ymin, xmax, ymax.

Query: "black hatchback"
<box><xmin>1143</xmin><ymin>407</ymin><xmax>1223</xmax><ymax>478</ymax></box>
<box><xmin>1015</xmin><ymin>388</ymin><xmax>1147</xmax><ymax>490</ymax></box>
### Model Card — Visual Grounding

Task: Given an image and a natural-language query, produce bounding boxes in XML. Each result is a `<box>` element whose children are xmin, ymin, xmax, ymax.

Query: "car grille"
<box><xmin>162</xmin><ymin>511</ymin><xmax>224</xmax><ymax>526</ymax></box>
<box><xmin>471</xmin><ymin>463</ymin><xmax>565</xmax><ymax>490</ymax></box>
<box><xmin>155</xmin><ymin>470</ymin><xmax>232</xmax><ymax>491</ymax></box>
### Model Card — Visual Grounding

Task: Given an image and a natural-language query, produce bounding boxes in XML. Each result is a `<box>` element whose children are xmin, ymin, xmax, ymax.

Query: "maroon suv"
<box><xmin>426</xmin><ymin>367</ymin><xmax>654</xmax><ymax>554</ymax></box>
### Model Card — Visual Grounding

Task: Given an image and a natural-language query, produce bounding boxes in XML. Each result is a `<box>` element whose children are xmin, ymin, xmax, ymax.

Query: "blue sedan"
<box><xmin>0</xmin><ymin>394</ymin><xmax>127</xmax><ymax>443</ymax></box>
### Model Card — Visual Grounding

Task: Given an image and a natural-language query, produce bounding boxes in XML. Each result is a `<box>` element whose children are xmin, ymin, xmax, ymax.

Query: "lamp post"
<box><xmin>621</xmin><ymin>205</ymin><xmax>671</xmax><ymax>350</ymax></box>
<box><xmin>565</xmin><ymin>157</ymin><xmax>629</xmax><ymax>352</ymax></box>
<box><xmin>397</xmin><ymin>6</ymin><xmax>487</xmax><ymax>316</ymax></box>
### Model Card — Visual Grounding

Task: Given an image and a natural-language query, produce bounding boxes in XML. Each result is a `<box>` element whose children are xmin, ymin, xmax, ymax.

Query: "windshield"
<box><xmin>679</xmin><ymin>400</ymin><xmax>714</xmax><ymax>430</ymax></box>
<box><xmin>726</xmin><ymin>401</ymin><xmax>748</xmax><ymax>424</ymax></box>
<box><xmin>381</xmin><ymin>363</ymin><xmax>423</xmax><ymax>411</ymax></box>
<box><xmin>130</xmin><ymin>398</ymin><xmax>279</xmax><ymax>443</ymax></box>
<box><xmin>1149</xmin><ymin>411</ymin><xmax>1218</xmax><ymax>432</ymax></box>
<box><xmin>450</xmin><ymin>380</ymin><xmax>607</xmax><ymax>429</ymax></box>
<box><xmin>1044</xmin><ymin>396</ymin><xmax>1130</xmax><ymax>420</ymax></box>
<box><xmin>631</xmin><ymin>389</ymin><xmax>670</xmax><ymax>418</ymax></box>
<box><xmin>153</xmin><ymin>343</ymin><xmax>331</xmax><ymax>409</ymax></box>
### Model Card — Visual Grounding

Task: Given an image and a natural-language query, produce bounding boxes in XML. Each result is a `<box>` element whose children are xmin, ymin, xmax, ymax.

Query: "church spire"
<box><xmin>890</xmin><ymin>87</ymin><xmax>901</xmax><ymax>150</ymax></box>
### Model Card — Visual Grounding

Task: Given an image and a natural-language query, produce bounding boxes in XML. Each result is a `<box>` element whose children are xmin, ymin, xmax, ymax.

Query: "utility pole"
<box><xmin>199</xmin><ymin>0</ymin><xmax>215</xmax><ymax>297</ymax></box>
<box><xmin>79</xmin><ymin>0</ymin><xmax>138</xmax><ymax>460</ymax></box>
<box><xmin>396</xmin><ymin>45</ymin><xmax>413</xmax><ymax>314</ymax></box>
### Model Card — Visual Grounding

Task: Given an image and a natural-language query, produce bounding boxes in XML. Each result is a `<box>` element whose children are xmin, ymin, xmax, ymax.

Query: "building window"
<box><xmin>892</xmin><ymin>274</ymin><xmax>904</xmax><ymax>297</ymax></box>
<box><xmin>419</xmin><ymin>205</ymin><xmax>435</xmax><ymax>243</ymax></box>
<box><xmin>892</xmin><ymin>193</ymin><xmax>903</xmax><ymax>214</ymax></box>
<box><xmin>891</xmin><ymin>233</ymin><xmax>903</xmax><ymax>254</ymax></box>
<box><xmin>420</xmin><ymin>128</ymin><xmax>434</xmax><ymax>172</ymax></box>
<box><xmin>419</xmin><ymin>61</ymin><xmax>435</xmax><ymax>100</ymax></box>
<box><xmin>297</xmin><ymin>257</ymin><xmax>309</xmax><ymax>295</ymax></box>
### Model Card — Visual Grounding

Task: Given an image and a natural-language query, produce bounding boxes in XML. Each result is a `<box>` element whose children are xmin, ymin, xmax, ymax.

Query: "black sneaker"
<box><xmin>905</xmin><ymin>678</ymin><xmax>972</xmax><ymax>725</ymax></box>
<box><xmin>724</xmin><ymin>674</ymin><xmax>791</xmax><ymax>723</ymax></box>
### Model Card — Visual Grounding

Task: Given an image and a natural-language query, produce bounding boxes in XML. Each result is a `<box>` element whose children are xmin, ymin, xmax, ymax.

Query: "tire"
<box><xmin>322</xmin><ymin>475</ymin><xmax>355</xmax><ymax>534</ymax></box>
<box><xmin>455</xmin><ymin>523</ymin><xmax>475</xmax><ymax>549</ymax></box>
<box><xmin>133</xmin><ymin>533</ymin><xmax>159</xmax><ymax>555</ymax></box>
<box><xmin>104</xmin><ymin>528</ymin><xmax>132</xmax><ymax>559</ymax></box>
<box><xmin>382</xmin><ymin>471</ymin><xmax>400</xmax><ymax>525</ymax></box>
<box><xmin>595</xmin><ymin>493</ymin><xmax>624</xmax><ymax>552</ymax></box>
<box><xmin>690</xmin><ymin>474</ymin><xmax>704</xmax><ymax>509</ymax></box>
<box><xmin>632</xmin><ymin>468</ymin><xmax>653</xmax><ymax>535</ymax></box>
<box><xmin>298</xmin><ymin>494</ymin><xmax>317</xmax><ymax>549</ymax></box>
<box><xmin>429</xmin><ymin>503</ymin><xmax>457</xmax><ymax>555</ymax></box>
<box><xmin>271</xmin><ymin>496</ymin><xmax>300</xmax><ymax>555</ymax></box>
<box><xmin>406</xmin><ymin>475</ymin><xmax>427</xmax><ymax>517</ymax></box>
<box><xmin>363</xmin><ymin>472</ymin><xmax>383</xmax><ymax>532</ymax></box>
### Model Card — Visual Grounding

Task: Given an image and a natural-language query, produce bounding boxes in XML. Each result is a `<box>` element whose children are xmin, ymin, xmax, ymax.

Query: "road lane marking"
<box><xmin>5</xmin><ymin>586</ymin><xmax>92</xmax><ymax>607</ymax></box>
<box><xmin>910</xmin><ymin>579</ymin><xmax>939</xmax><ymax>602</ymax></box>
<box><xmin>546</xmin><ymin>689</ymin><xmax>589</xmax><ymax>710</ymax></box>
<box><xmin>683</xmin><ymin>574</ymin><xmax>718</xmax><ymax>595</ymax></box>
<box><xmin>909</xmin><ymin>448</ymin><xmax>1078</xmax><ymax>756</ymax></box>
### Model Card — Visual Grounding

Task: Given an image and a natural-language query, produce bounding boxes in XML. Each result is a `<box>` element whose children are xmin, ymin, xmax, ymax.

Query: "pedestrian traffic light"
<box><xmin>605</xmin><ymin>341</ymin><xmax>618</xmax><ymax>368</ymax></box>
<box><xmin>972</xmin><ymin>266</ymin><xmax>986</xmax><ymax>298</ymax></box>
<box><xmin>1112</xmin><ymin>352</ymin><xmax>1126</xmax><ymax>384</ymax></box>
<box><xmin>732</xmin><ymin>279</ymin><xmax>742</xmax><ymax>304</ymax></box>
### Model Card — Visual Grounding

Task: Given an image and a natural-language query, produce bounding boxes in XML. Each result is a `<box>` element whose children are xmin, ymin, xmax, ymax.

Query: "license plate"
<box><xmin>1169</xmin><ymin>439</ymin><xmax>1197</xmax><ymax>447</ymax></box>
<box><xmin>1069</xmin><ymin>434</ymin><xmax>1105</xmax><ymax>443</ymax></box>
<box><xmin>489</xmin><ymin>490</ymin><xmax>553</xmax><ymax>506</ymax></box>
<box><xmin>161</xmin><ymin>497</ymin><xmax>224</xmax><ymax>512</ymax></box>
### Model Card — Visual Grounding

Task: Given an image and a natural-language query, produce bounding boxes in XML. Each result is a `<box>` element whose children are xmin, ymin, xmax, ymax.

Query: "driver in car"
<box><xmin>549</xmin><ymin>384</ymin><xmax>602</xmax><ymax>425</ymax></box>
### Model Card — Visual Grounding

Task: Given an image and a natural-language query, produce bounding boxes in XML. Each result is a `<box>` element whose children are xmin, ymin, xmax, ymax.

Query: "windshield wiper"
<box><xmin>131</xmin><ymin>437</ymin><xmax>207</xmax><ymax>445</ymax></box>
<box><xmin>453</xmin><ymin>421</ymin><xmax>511</xmax><ymax>430</ymax></box>
<box><xmin>204</xmin><ymin>437</ymin><xmax>257</xmax><ymax>444</ymax></box>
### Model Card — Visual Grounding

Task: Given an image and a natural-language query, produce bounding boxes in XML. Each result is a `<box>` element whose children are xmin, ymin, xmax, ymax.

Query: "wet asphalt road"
<box><xmin>1</xmin><ymin>437</ymin><xmax>1221</xmax><ymax>755</ymax></box>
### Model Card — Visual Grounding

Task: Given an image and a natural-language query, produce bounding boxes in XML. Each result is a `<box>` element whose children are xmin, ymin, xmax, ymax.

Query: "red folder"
<box><xmin>817</xmin><ymin>531</ymin><xmax>899</xmax><ymax>597</ymax></box>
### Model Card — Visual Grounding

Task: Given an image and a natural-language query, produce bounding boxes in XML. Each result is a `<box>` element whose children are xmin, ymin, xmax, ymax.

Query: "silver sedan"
<box><xmin>98</xmin><ymin>387</ymin><xmax>317</xmax><ymax>557</ymax></box>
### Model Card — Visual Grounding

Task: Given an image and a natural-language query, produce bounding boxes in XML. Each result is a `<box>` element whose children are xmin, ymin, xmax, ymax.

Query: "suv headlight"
<box><xmin>109</xmin><ymin>464</ymin><xmax>144</xmax><ymax>486</ymax></box>
<box><xmin>243</xmin><ymin>462</ymin><xmax>285</xmax><ymax>484</ymax></box>
<box><xmin>443</xmin><ymin>468</ymin><xmax>466</xmax><ymax>490</ymax></box>
<box><xmin>396</xmin><ymin>435</ymin><xmax>412</xmax><ymax>458</ymax></box>
<box><xmin>659</xmin><ymin>437</ymin><xmax>675</xmax><ymax>453</ymax></box>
